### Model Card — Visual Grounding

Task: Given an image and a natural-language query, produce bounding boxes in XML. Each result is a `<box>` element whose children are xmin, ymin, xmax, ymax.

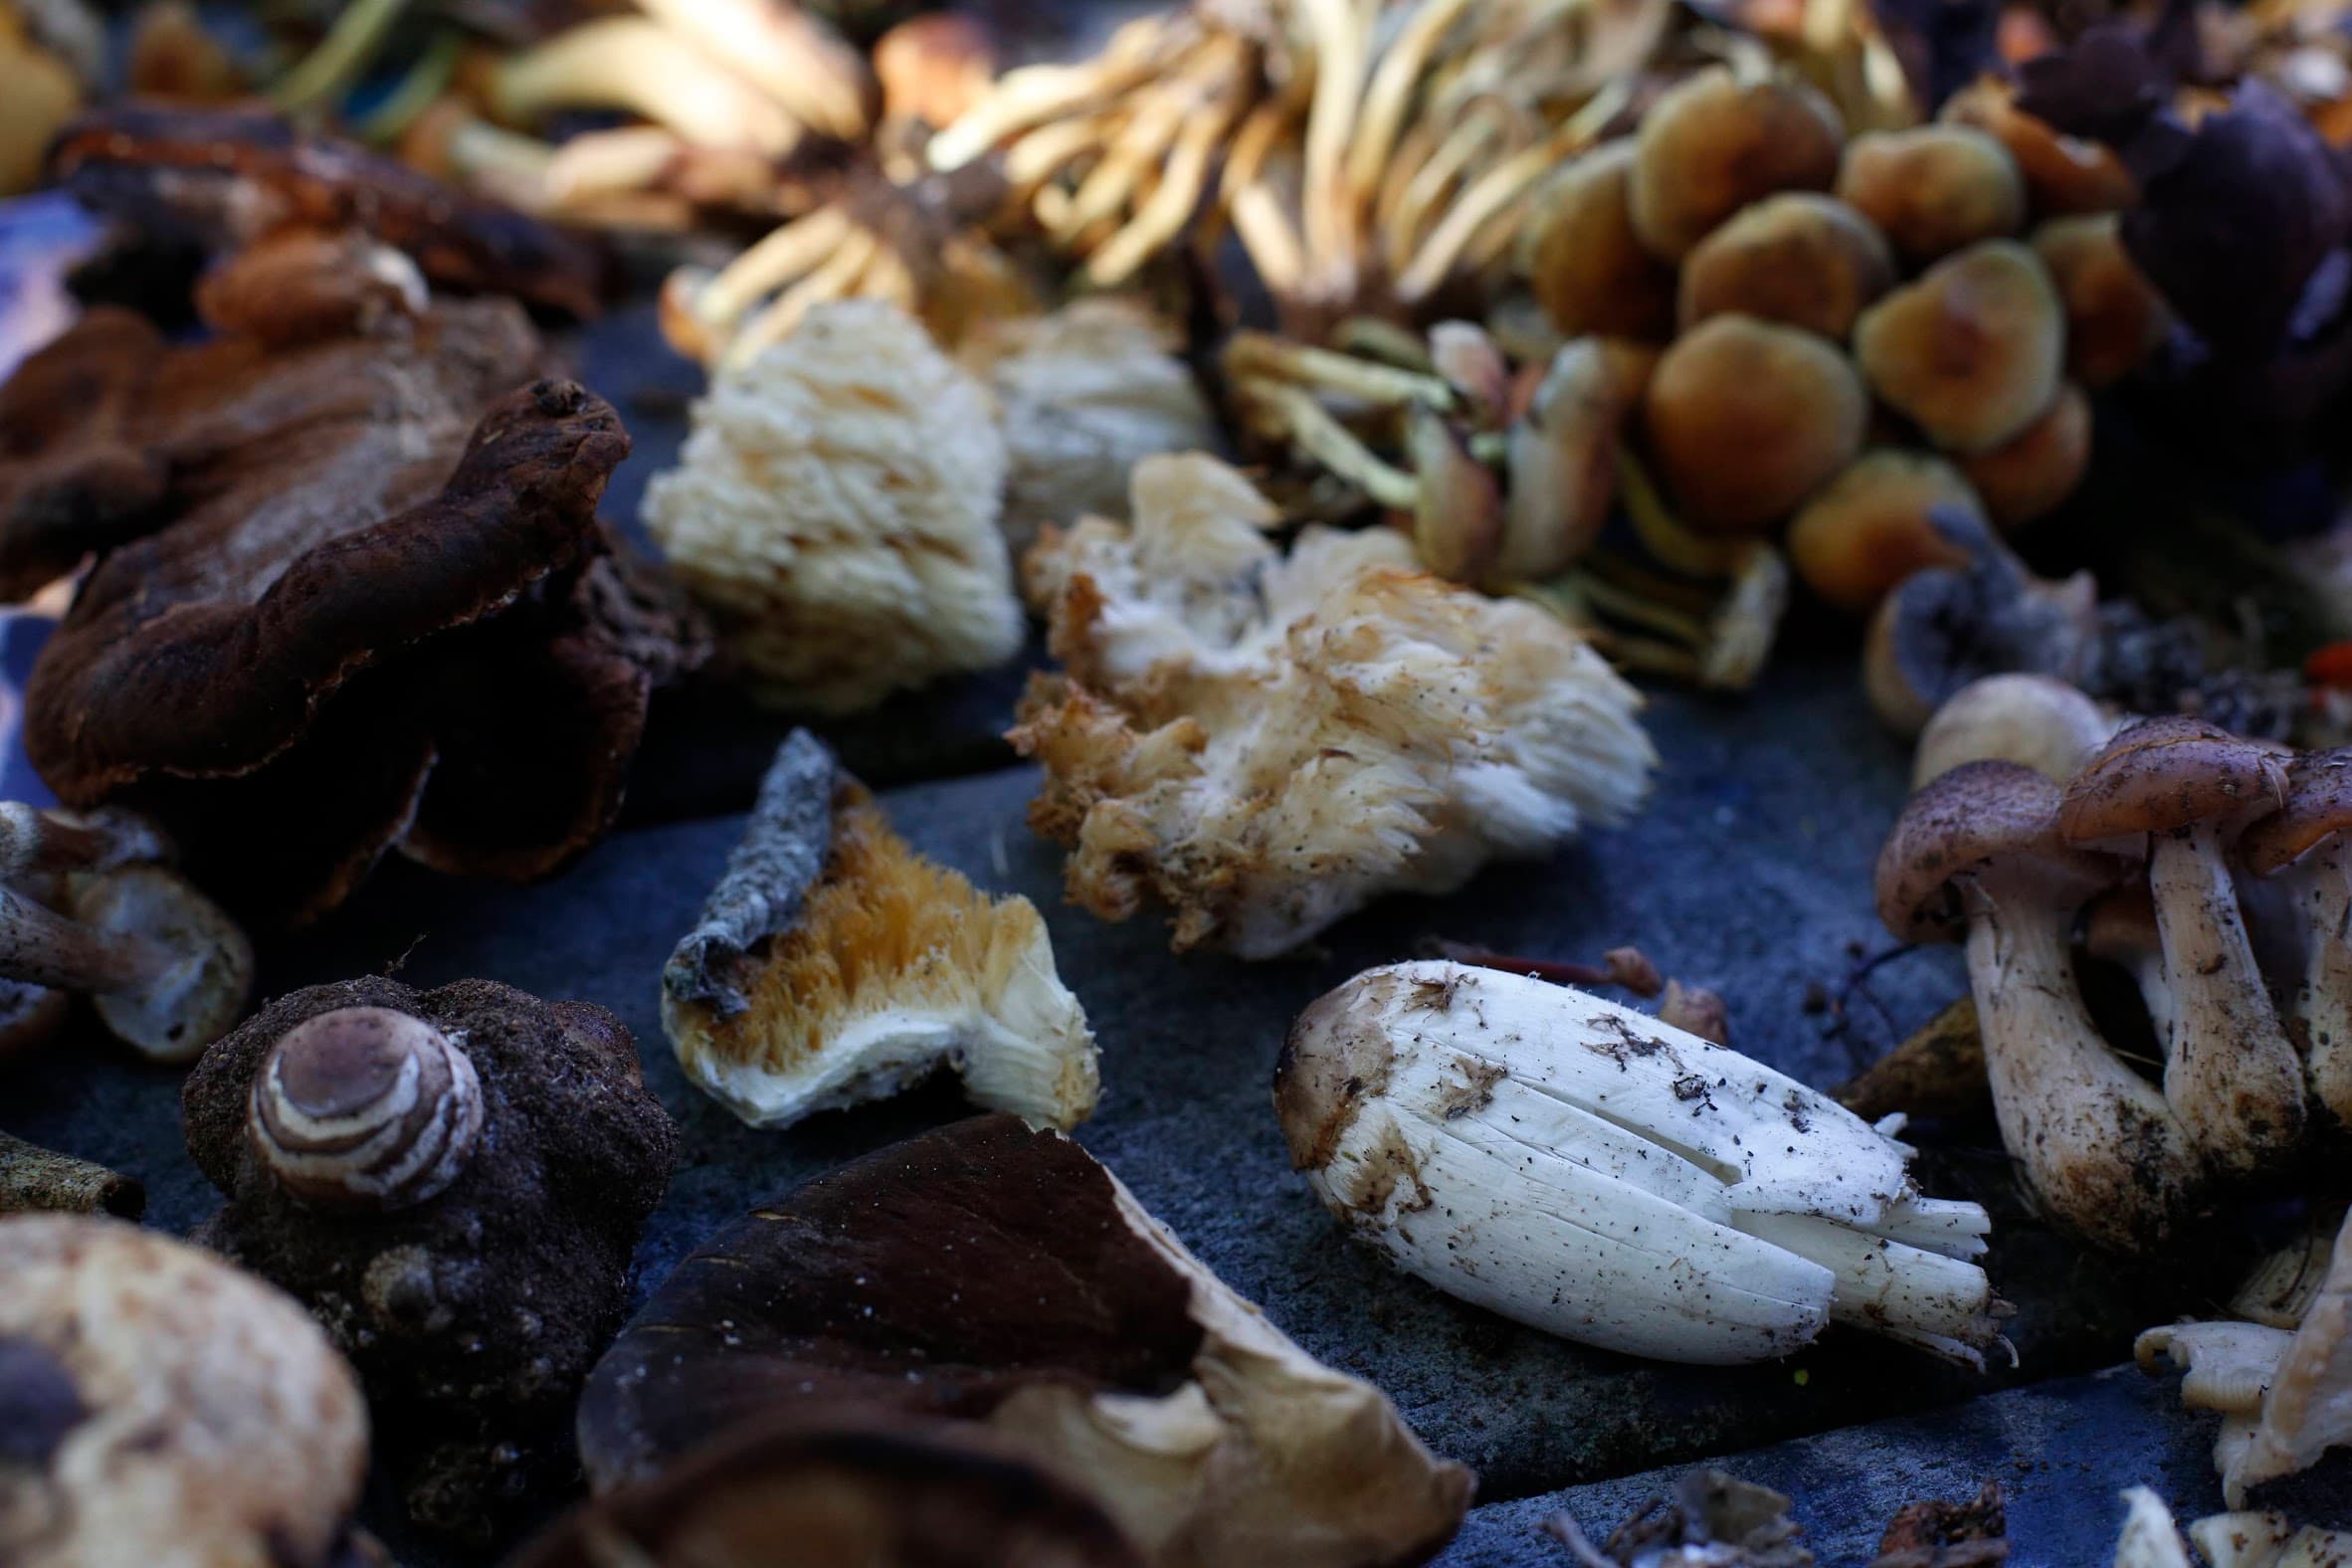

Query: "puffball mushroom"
<box><xmin>0</xmin><ymin>1214</ymin><xmax>369</xmax><ymax>1567</ymax></box>
<box><xmin>1627</xmin><ymin>65</ymin><xmax>1845</xmax><ymax>263</ymax></box>
<box><xmin>664</xmin><ymin>730</ymin><xmax>1097</xmax><ymax>1131</ymax></box>
<box><xmin>1643</xmin><ymin>314</ymin><xmax>1868</xmax><ymax>533</ymax></box>
<box><xmin>643</xmin><ymin>297</ymin><xmax>1024</xmax><ymax>714</ymax></box>
<box><xmin>1836</xmin><ymin>126</ymin><xmax>2027</xmax><ymax>265</ymax></box>
<box><xmin>576</xmin><ymin>1114</ymin><xmax>1473</xmax><ymax>1567</ymax></box>
<box><xmin>2059</xmin><ymin>718</ymin><xmax>2307</xmax><ymax>1177</ymax></box>
<box><xmin>1676</xmin><ymin>191</ymin><xmax>1894</xmax><ymax>340</ymax></box>
<box><xmin>1523</xmin><ymin>139</ymin><xmax>1677</xmax><ymax>340</ymax></box>
<box><xmin>182</xmin><ymin>977</ymin><xmax>677</xmax><ymax>1540</ymax></box>
<box><xmin>2033</xmin><ymin>216</ymin><xmax>2170</xmax><ymax>390</ymax></box>
<box><xmin>1786</xmin><ymin>449</ymin><xmax>1982</xmax><ymax>615</ymax></box>
<box><xmin>1012</xmin><ymin>454</ymin><xmax>1655</xmax><ymax>958</ymax></box>
<box><xmin>1877</xmin><ymin>761</ymin><xmax>2202</xmax><ymax>1251</ymax></box>
<box><xmin>1911</xmin><ymin>674</ymin><xmax>2116</xmax><ymax>789</ymax></box>
<box><xmin>1854</xmin><ymin>241</ymin><xmax>2066</xmax><ymax>455</ymax></box>
<box><xmin>1957</xmin><ymin>382</ymin><xmax>2092</xmax><ymax>528</ymax></box>
<box><xmin>2240</xmin><ymin>749</ymin><xmax>2352</xmax><ymax>1125</ymax></box>
<box><xmin>1277</xmin><ymin>961</ymin><xmax>2004</xmax><ymax>1366</ymax></box>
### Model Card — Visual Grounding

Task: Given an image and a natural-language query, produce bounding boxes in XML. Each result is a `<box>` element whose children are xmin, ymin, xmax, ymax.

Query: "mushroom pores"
<box><xmin>1644</xmin><ymin>314</ymin><xmax>1867</xmax><ymax>532</ymax></box>
<box><xmin>1836</xmin><ymin>126</ymin><xmax>2026</xmax><ymax>265</ymax></box>
<box><xmin>1629</xmin><ymin>67</ymin><xmax>1846</xmax><ymax>263</ymax></box>
<box><xmin>1854</xmin><ymin>241</ymin><xmax>2065</xmax><ymax>455</ymax></box>
<box><xmin>1676</xmin><ymin>192</ymin><xmax>1893</xmax><ymax>340</ymax></box>
<box><xmin>249</xmin><ymin>1007</ymin><xmax>486</xmax><ymax>1212</ymax></box>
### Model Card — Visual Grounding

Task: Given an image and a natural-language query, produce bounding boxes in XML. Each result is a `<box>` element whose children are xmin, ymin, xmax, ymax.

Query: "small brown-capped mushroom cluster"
<box><xmin>1876</xmin><ymin>715</ymin><xmax>2352</xmax><ymax>1251</ymax></box>
<box><xmin>181</xmin><ymin>976</ymin><xmax>678</xmax><ymax>1541</ymax></box>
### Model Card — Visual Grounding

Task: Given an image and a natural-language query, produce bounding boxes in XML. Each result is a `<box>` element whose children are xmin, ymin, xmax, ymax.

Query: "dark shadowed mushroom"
<box><xmin>1877</xmin><ymin>760</ymin><xmax>2200</xmax><ymax>1249</ymax></box>
<box><xmin>2060</xmin><ymin>719</ymin><xmax>2306</xmax><ymax>1176</ymax></box>
<box><xmin>0</xmin><ymin>1213</ymin><xmax>369</xmax><ymax>1566</ymax></box>
<box><xmin>181</xmin><ymin>976</ymin><xmax>677</xmax><ymax>1541</ymax></box>
<box><xmin>577</xmin><ymin>1114</ymin><xmax>1472</xmax><ymax>1567</ymax></box>
<box><xmin>515</xmin><ymin>1414</ymin><xmax>1144</xmax><ymax>1568</ymax></box>
<box><xmin>2241</xmin><ymin>748</ymin><xmax>2352</xmax><ymax>1126</ymax></box>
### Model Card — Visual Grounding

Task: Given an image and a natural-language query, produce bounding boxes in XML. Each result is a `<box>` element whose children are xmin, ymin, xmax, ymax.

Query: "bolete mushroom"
<box><xmin>1643</xmin><ymin>313</ymin><xmax>1868</xmax><ymax>533</ymax></box>
<box><xmin>1854</xmin><ymin>241</ymin><xmax>2066</xmax><ymax>455</ymax></box>
<box><xmin>1836</xmin><ymin>126</ymin><xmax>2027</xmax><ymax>265</ymax></box>
<box><xmin>2059</xmin><ymin>718</ymin><xmax>2307</xmax><ymax>1176</ymax></box>
<box><xmin>1522</xmin><ymin>140</ymin><xmax>1677</xmax><ymax>341</ymax></box>
<box><xmin>576</xmin><ymin>1113</ymin><xmax>1473</xmax><ymax>1566</ymax></box>
<box><xmin>0</xmin><ymin>1214</ymin><xmax>369</xmax><ymax>1566</ymax></box>
<box><xmin>182</xmin><ymin>976</ymin><xmax>678</xmax><ymax>1539</ymax></box>
<box><xmin>2241</xmin><ymin>749</ymin><xmax>2352</xmax><ymax>1125</ymax></box>
<box><xmin>1956</xmin><ymin>382</ymin><xmax>2092</xmax><ymax>528</ymax></box>
<box><xmin>1627</xmin><ymin>65</ymin><xmax>1845</xmax><ymax>263</ymax></box>
<box><xmin>1877</xmin><ymin>760</ymin><xmax>2201</xmax><ymax>1249</ymax></box>
<box><xmin>1786</xmin><ymin>449</ymin><xmax>1983</xmax><ymax>615</ymax></box>
<box><xmin>1676</xmin><ymin>192</ymin><xmax>1894</xmax><ymax>340</ymax></box>
<box><xmin>1911</xmin><ymin>673</ymin><xmax>2116</xmax><ymax>789</ymax></box>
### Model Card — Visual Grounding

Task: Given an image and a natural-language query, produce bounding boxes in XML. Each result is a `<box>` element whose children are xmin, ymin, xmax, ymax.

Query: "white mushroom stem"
<box><xmin>2149</xmin><ymin>824</ymin><xmax>2309</xmax><ymax>1175</ymax></box>
<box><xmin>1226</xmin><ymin>334</ymin><xmax>1456</xmax><ymax>410</ymax></box>
<box><xmin>492</xmin><ymin>17</ymin><xmax>801</xmax><ymax>156</ymax></box>
<box><xmin>0</xmin><ymin>883</ymin><xmax>167</xmax><ymax>996</ymax></box>
<box><xmin>1295</xmin><ymin>0</ymin><xmax>1373</xmax><ymax>301</ymax></box>
<box><xmin>1343</xmin><ymin>0</ymin><xmax>1473</xmax><ymax>204</ymax></box>
<box><xmin>636</xmin><ymin>0</ymin><xmax>871</xmax><ymax>141</ymax></box>
<box><xmin>0</xmin><ymin>805</ymin><xmax>168</xmax><ymax>884</ymax></box>
<box><xmin>927</xmin><ymin>15</ymin><xmax>1170</xmax><ymax>171</ymax></box>
<box><xmin>1245</xmin><ymin>384</ymin><xmax>1417</xmax><ymax>509</ymax></box>
<box><xmin>2272</xmin><ymin>839</ymin><xmax>2352</xmax><ymax>1124</ymax></box>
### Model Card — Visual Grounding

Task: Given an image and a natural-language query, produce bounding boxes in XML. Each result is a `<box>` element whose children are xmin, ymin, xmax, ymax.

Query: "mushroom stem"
<box><xmin>2284</xmin><ymin>841</ymin><xmax>2352</xmax><ymax>1122</ymax></box>
<box><xmin>0</xmin><ymin>805</ymin><xmax>169</xmax><ymax>884</ymax></box>
<box><xmin>2149</xmin><ymin>824</ymin><xmax>2309</xmax><ymax>1173</ymax></box>
<box><xmin>492</xmin><ymin>17</ymin><xmax>800</xmax><ymax>157</ymax></box>
<box><xmin>1226</xmin><ymin>332</ymin><xmax>1455</xmax><ymax>410</ymax></box>
<box><xmin>0</xmin><ymin>882</ymin><xmax>167</xmax><ymax>996</ymax></box>
<box><xmin>1248</xmin><ymin>385</ymin><xmax>1418</xmax><ymax>509</ymax></box>
<box><xmin>269</xmin><ymin>0</ymin><xmax>410</xmax><ymax>113</ymax></box>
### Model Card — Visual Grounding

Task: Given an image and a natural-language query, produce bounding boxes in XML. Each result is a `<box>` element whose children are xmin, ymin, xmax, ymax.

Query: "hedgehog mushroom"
<box><xmin>663</xmin><ymin>731</ymin><xmax>1098</xmax><ymax>1131</ymax></box>
<box><xmin>2242</xmin><ymin>750</ymin><xmax>2352</xmax><ymax>1126</ymax></box>
<box><xmin>181</xmin><ymin>977</ymin><xmax>678</xmax><ymax>1540</ymax></box>
<box><xmin>2059</xmin><ymin>719</ymin><xmax>2307</xmax><ymax>1176</ymax></box>
<box><xmin>0</xmin><ymin>1214</ymin><xmax>370</xmax><ymax>1567</ymax></box>
<box><xmin>577</xmin><ymin>1114</ymin><xmax>1472</xmax><ymax>1567</ymax></box>
<box><xmin>1877</xmin><ymin>760</ymin><xmax>2200</xmax><ymax>1249</ymax></box>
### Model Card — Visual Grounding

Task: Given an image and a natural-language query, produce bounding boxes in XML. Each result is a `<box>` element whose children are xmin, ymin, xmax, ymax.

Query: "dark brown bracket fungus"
<box><xmin>578</xmin><ymin>1114</ymin><xmax>1472</xmax><ymax>1567</ymax></box>
<box><xmin>2239</xmin><ymin>748</ymin><xmax>2352</xmax><ymax>1126</ymax></box>
<box><xmin>0</xmin><ymin>1213</ymin><xmax>370</xmax><ymax>1566</ymax></box>
<box><xmin>2059</xmin><ymin>718</ymin><xmax>2307</xmax><ymax>1176</ymax></box>
<box><xmin>181</xmin><ymin>977</ymin><xmax>678</xmax><ymax>1540</ymax></box>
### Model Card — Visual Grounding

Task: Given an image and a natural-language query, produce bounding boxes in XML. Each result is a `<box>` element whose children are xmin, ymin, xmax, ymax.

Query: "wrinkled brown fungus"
<box><xmin>1644</xmin><ymin>314</ymin><xmax>1867</xmax><ymax>533</ymax></box>
<box><xmin>1854</xmin><ymin>241</ymin><xmax>2066</xmax><ymax>455</ymax></box>
<box><xmin>1676</xmin><ymin>192</ymin><xmax>1894</xmax><ymax>340</ymax></box>
<box><xmin>1786</xmin><ymin>450</ymin><xmax>1982</xmax><ymax>616</ymax></box>
<box><xmin>1837</xmin><ymin>126</ymin><xmax>2027</xmax><ymax>265</ymax></box>
<box><xmin>578</xmin><ymin>1115</ymin><xmax>1472</xmax><ymax>1566</ymax></box>
<box><xmin>183</xmin><ymin>976</ymin><xmax>677</xmax><ymax>1539</ymax></box>
<box><xmin>1628</xmin><ymin>66</ymin><xmax>1845</xmax><ymax>263</ymax></box>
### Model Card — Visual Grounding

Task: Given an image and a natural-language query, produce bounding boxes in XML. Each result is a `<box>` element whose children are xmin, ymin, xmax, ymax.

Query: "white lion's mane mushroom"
<box><xmin>576</xmin><ymin>1113</ymin><xmax>1473</xmax><ymax>1567</ymax></box>
<box><xmin>963</xmin><ymin>296</ymin><xmax>1221</xmax><ymax>557</ymax></box>
<box><xmin>663</xmin><ymin>731</ymin><xmax>1097</xmax><ymax>1131</ymax></box>
<box><xmin>643</xmin><ymin>297</ymin><xmax>1024</xmax><ymax>714</ymax></box>
<box><xmin>1276</xmin><ymin>961</ymin><xmax>2004</xmax><ymax>1367</ymax></box>
<box><xmin>1877</xmin><ymin>760</ymin><xmax>2202</xmax><ymax>1252</ymax></box>
<box><xmin>1011</xmin><ymin>453</ymin><xmax>1656</xmax><ymax>958</ymax></box>
<box><xmin>0</xmin><ymin>1213</ymin><xmax>369</xmax><ymax>1568</ymax></box>
<box><xmin>2137</xmin><ymin>1205</ymin><xmax>2352</xmax><ymax>1509</ymax></box>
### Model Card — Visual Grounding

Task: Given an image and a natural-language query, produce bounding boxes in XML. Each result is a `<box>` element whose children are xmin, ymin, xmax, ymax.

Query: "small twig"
<box><xmin>1420</xmin><ymin>937</ymin><xmax>1663</xmax><ymax>997</ymax></box>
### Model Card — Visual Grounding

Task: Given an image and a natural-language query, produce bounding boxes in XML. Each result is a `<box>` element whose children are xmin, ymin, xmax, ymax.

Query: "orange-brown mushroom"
<box><xmin>1644</xmin><ymin>314</ymin><xmax>1866</xmax><ymax>532</ymax></box>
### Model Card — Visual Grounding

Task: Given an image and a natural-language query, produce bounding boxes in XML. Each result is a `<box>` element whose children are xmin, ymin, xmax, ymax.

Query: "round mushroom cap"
<box><xmin>1939</xmin><ymin>79</ymin><xmax>2138</xmax><ymax>217</ymax></box>
<box><xmin>70</xmin><ymin>863</ymin><xmax>253</xmax><ymax>1063</ymax></box>
<box><xmin>248</xmin><ymin>1006</ymin><xmax>487</xmax><ymax>1212</ymax></box>
<box><xmin>1877</xmin><ymin>759</ymin><xmax>2122</xmax><ymax>940</ymax></box>
<box><xmin>1854</xmin><ymin>240</ymin><xmax>2065</xmax><ymax>455</ymax></box>
<box><xmin>1786</xmin><ymin>449</ymin><xmax>1982</xmax><ymax>615</ymax></box>
<box><xmin>2058</xmin><ymin>716</ymin><xmax>2292</xmax><ymax>844</ymax></box>
<box><xmin>1524</xmin><ymin>140</ymin><xmax>1677</xmax><ymax>340</ymax></box>
<box><xmin>1837</xmin><ymin>126</ymin><xmax>2027</xmax><ymax>264</ymax></box>
<box><xmin>1644</xmin><ymin>314</ymin><xmax>1868</xmax><ymax>532</ymax></box>
<box><xmin>1677</xmin><ymin>191</ymin><xmax>1894</xmax><ymax>340</ymax></box>
<box><xmin>2032</xmin><ymin>215</ymin><xmax>2169</xmax><ymax>390</ymax></box>
<box><xmin>1911</xmin><ymin>672</ymin><xmax>2112</xmax><ymax>789</ymax></box>
<box><xmin>514</xmin><ymin>1414</ymin><xmax>1143</xmax><ymax>1568</ymax></box>
<box><xmin>0</xmin><ymin>1214</ymin><xmax>368</xmax><ymax>1568</ymax></box>
<box><xmin>2241</xmin><ymin>748</ymin><xmax>2352</xmax><ymax>875</ymax></box>
<box><xmin>1956</xmin><ymin>381</ymin><xmax>2091</xmax><ymax>528</ymax></box>
<box><xmin>1628</xmin><ymin>66</ymin><xmax>1846</xmax><ymax>262</ymax></box>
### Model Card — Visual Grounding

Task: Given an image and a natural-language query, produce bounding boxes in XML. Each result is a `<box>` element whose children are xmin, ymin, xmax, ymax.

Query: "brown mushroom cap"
<box><xmin>1956</xmin><ymin>382</ymin><xmax>2090</xmax><ymax>528</ymax></box>
<box><xmin>2058</xmin><ymin>716</ymin><xmax>2292</xmax><ymax>844</ymax></box>
<box><xmin>515</xmin><ymin>1414</ymin><xmax>1144</xmax><ymax>1568</ymax></box>
<box><xmin>1939</xmin><ymin>80</ymin><xmax>2137</xmax><ymax>217</ymax></box>
<box><xmin>1854</xmin><ymin>240</ymin><xmax>2066</xmax><ymax>455</ymax></box>
<box><xmin>1628</xmin><ymin>66</ymin><xmax>1846</xmax><ymax>263</ymax></box>
<box><xmin>1876</xmin><ymin>759</ymin><xmax>2122</xmax><ymax>941</ymax></box>
<box><xmin>2032</xmin><ymin>215</ymin><xmax>2169</xmax><ymax>390</ymax></box>
<box><xmin>1676</xmin><ymin>192</ymin><xmax>1894</xmax><ymax>340</ymax></box>
<box><xmin>1786</xmin><ymin>449</ymin><xmax>1982</xmax><ymax>614</ymax></box>
<box><xmin>249</xmin><ymin>1006</ymin><xmax>486</xmax><ymax>1211</ymax></box>
<box><xmin>1643</xmin><ymin>313</ymin><xmax>1868</xmax><ymax>532</ymax></box>
<box><xmin>1837</xmin><ymin>126</ymin><xmax>2027</xmax><ymax>264</ymax></box>
<box><xmin>1524</xmin><ymin>140</ymin><xmax>1678</xmax><ymax>340</ymax></box>
<box><xmin>2241</xmin><ymin>748</ymin><xmax>2352</xmax><ymax>875</ymax></box>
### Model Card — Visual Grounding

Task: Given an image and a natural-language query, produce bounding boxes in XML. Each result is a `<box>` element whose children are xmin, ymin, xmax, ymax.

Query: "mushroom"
<box><xmin>1676</xmin><ymin>192</ymin><xmax>1895</xmax><ymax>340</ymax></box>
<box><xmin>635</xmin><ymin>0</ymin><xmax>873</xmax><ymax>141</ymax></box>
<box><xmin>0</xmin><ymin>1213</ymin><xmax>369</xmax><ymax>1566</ymax></box>
<box><xmin>2240</xmin><ymin>749</ymin><xmax>2352</xmax><ymax>1124</ymax></box>
<box><xmin>1521</xmin><ymin>140</ymin><xmax>1677</xmax><ymax>341</ymax></box>
<box><xmin>2032</xmin><ymin>216</ymin><xmax>2170</xmax><ymax>390</ymax></box>
<box><xmin>664</xmin><ymin>731</ymin><xmax>1097</xmax><ymax>1131</ymax></box>
<box><xmin>1854</xmin><ymin>240</ymin><xmax>2066</xmax><ymax>455</ymax></box>
<box><xmin>576</xmin><ymin>1114</ymin><xmax>1473</xmax><ymax>1566</ymax></box>
<box><xmin>1627</xmin><ymin>65</ymin><xmax>1846</xmax><ymax>263</ymax></box>
<box><xmin>1786</xmin><ymin>449</ymin><xmax>1983</xmax><ymax>616</ymax></box>
<box><xmin>0</xmin><ymin>867</ymin><xmax>252</xmax><ymax>1063</ymax></box>
<box><xmin>1911</xmin><ymin>673</ymin><xmax>2117</xmax><ymax>789</ymax></box>
<box><xmin>2059</xmin><ymin>718</ymin><xmax>2308</xmax><ymax>1176</ymax></box>
<box><xmin>1643</xmin><ymin>313</ymin><xmax>1868</xmax><ymax>532</ymax></box>
<box><xmin>490</xmin><ymin>17</ymin><xmax>803</xmax><ymax>157</ymax></box>
<box><xmin>1498</xmin><ymin>336</ymin><xmax>1650</xmax><ymax>579</ymax></box>
<box><xmin>0</xmin><ymin>1130</ymin><xmax>141</xmax><ymax>1218</ymax></box>
<box><xmin>1939</xmin><ymin>79</ymin><xmax>2136</xmax><ymax>217</ymax></box>
<box><xmin>182</xmin><ymin>977</ymin><xmax>678</xmax><ymax>1538</ymax></box>
<box><xmin>1956</xmin><ymin>382</ymin><xmax>2092</xmax><ymax>528</ymax></box>
<box><xmin>516</xmin><ymin>1414</ymin><xmax>1145</xmax><ymax>1567</ymax></box>
<box><xmin>190</xmin><ymin>228</ymin><xmax>427</xmax><ymax>348</ymax></box>
<box><xmin>1836</xmin><ymin>126</ymin><xmax>2027</xmax><ymax>265</ymax></box>
<box><xmin>1877</xmin><ymin>760</ymin><xmax>2201</xmax><ymax>1249</ymax></box>
<box><xmin>876</xmin><ymin>14</ymin><xmax>997</xmax><ymax>129</ymax></box>
<box><xmin>0</xmin><ymin>306</ymin><xmax>169</xmax><ymax>601</ymax></box>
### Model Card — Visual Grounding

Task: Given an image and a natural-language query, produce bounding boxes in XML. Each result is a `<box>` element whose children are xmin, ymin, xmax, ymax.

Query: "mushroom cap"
<box><xmin>70</xmin><ymin>863</ymin><xmax>253</xmax><ymax>1063</ymax></box>
<box><xmin>2058</xmin><ymin>716</ymin><xmax>2291</xmax><ymax>844</ymax></box>
<box><xmin>1786</xmin><ymin>449</ymin><xmax>1982</xmax><ymax>615</ymax></box>
<box><xmin>1643</xmin><ymin>313</ymin><xmax>1868</xmax><ymax>532</ymax></box>
<box><xmin>1836</xmin><ymin>126</ymin><xmax>2027</xmax><ymax>264</ymax></box>
<box><xmin>1628</xmin><ymin>66</ymin><xmax>1846</xmax><ymax>262</ymax></box>
<box><xmin>249</xmin><ymin>1005</ymin><xmax>486</xmax><ymax>1211</ymax></box>
<box><xmin>515</xmin><ymin>1414</ymin><xmax>1144</xmax><ymax>1568</ymax></box>
<box><xmin>0</xmin><ymin>305</ymin><xmax>170</xmax><ymax>601</ymax></box>
<box><xmin>1911</xmin><ymin>672</ymin><xmax>2113</xmax><ymax>789</ymax></box>
<box><xmin>1876</xmin><ymin>759</ymin><xmax>2122</xmax><ymax>940</ymax></box>
<box><xmin>0</xmin><ymin>1213</ymin><xmax>367</xmax><ymax>1568</ymax></box>
<box><xmin>1956</xmin><ymin>382</ymin><xmax>2091</xmax><ymax>528</ymax></box>
<box><xmin>2032</xmin><ymin>215</ymin><xmax>2168</xmax><ymax>390</ymax></box>
<box><xmin>1853</xmin><ymin>240</ymin><xmax>2066</xmax><ymax>455</ymax></box>
<box><xmin>2241</xmin><ymin>748</ymin><xmax>2352</xmax><ymax>875</ymax></box>
<box><xmin>1939</xmin><ymin>79</ymin><xmax>2137</xmax><ymax>217</ymax></box>
<box><xmin>1676</xmin><ymin>191</ymin><xmax>1894</xmax><ymax>340</ymax></box>
<box><xmin>1524</xmin><ymin>139</ymin><xmax>1677</xmax><ymax>340</ymax></box>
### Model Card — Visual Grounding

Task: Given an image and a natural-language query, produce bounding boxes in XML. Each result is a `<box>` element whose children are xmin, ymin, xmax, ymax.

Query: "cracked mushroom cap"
<box><xmin>578</xmin><ymin>1114</ymin><xmax>1472</xmax><ymax>1567</ymax></box>
<box><xmin>1877</xmin><ymin>759</ymin><xmax>2123</xmax><ymax>942</ymax></box>
<box><xmin>0</xmin><ymin>1213</ymin><xmax>368</xmax><ymax>1568</ymax></box>
<box><xmin>515</xmin><ymin>1414</ymin><xmax>1143</xmax><ymax>1568</ymax></box>
<box><xmin>2058</xmin><ymin>717</ymin><xmax>2291</xmax><ymax>845</ymax></box>
<box><xmin>2241</xmin><ymin>749</ymin><xmax>2352</xmax><ymax>876</ymax></box>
